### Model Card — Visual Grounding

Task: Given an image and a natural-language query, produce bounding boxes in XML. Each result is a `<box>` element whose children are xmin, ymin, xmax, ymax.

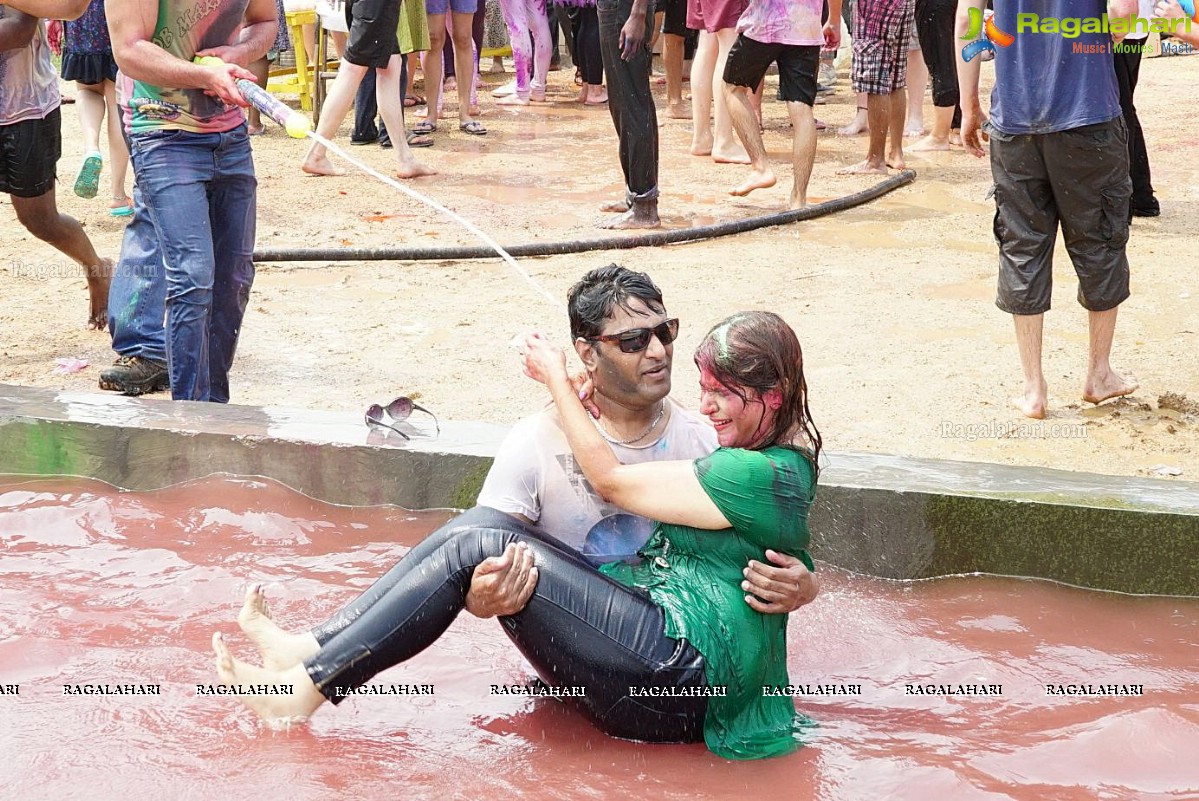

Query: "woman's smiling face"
<box><xmin>697</xmin><ymin>367</ymin><xmax>776</xmax><ymax>448</ymax></box>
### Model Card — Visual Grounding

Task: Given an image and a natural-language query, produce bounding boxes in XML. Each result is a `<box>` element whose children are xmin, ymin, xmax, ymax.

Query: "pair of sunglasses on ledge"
<box><xmin>364</xmin><ymin>397</ymin><xmax>439</xmax><ymax>439</ymax></box>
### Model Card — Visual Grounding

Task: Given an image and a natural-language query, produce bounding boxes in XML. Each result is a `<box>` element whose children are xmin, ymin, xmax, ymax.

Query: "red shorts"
<box><xmin>686</xmin><ymin>0</ymin><xmax>748</xmax><ymax>33</ymax></box>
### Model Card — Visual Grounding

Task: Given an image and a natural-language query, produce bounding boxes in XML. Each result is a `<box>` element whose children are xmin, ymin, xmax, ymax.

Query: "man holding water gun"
<box><xmin>105</xmin><ymin>0</ymin><xmax>276</xmax><ymax>403</ymax></box>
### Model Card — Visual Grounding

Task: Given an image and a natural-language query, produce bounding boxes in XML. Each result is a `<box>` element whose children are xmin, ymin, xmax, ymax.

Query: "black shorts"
<box><xmin>0</xmin><ymin>107</ymin><xmax>61</xmax><ymax>199</ymax></box>
<box><xmin>723</xmin><ymin>35</ymin><xmax>820</xmax><ymax>106</ymax></box>
<box><xmin>656</xmin><ymin>0</ymin><xmax>689</xmax><ymax>36</ymax></box>
<box><xmin>343</xmin><ymin>0</ymin><xmax>401</xmax><ymax>68</ymax></box>
<box><xmin>989</xmin><ymin>117</ymin><xmax>1132</xmax><ymax>315</ymax></box>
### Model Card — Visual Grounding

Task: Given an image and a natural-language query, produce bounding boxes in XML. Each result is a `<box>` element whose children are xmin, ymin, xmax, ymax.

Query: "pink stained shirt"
<box><xmin>737</xmin><ymin>0</ymin><xmax>825</xmax><ymax>47</ymax></box>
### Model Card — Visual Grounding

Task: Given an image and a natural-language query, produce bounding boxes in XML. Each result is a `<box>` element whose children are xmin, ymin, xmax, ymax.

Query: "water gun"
<box><xmin>194</xmin><ymin>56</ymin><xmax>312</xmax><ymax>139</ymax></box>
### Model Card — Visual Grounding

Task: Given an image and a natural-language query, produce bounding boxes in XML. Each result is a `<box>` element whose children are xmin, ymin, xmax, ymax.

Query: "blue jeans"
<box><xmin>108</xmin><ymin>184</ymin><xmax>167</xmax><ymax>365</ymax></box>
<box><xmin>127</xmin><ymin>126</ymin><xmax>257</xmax><ymax>403</ymax></box>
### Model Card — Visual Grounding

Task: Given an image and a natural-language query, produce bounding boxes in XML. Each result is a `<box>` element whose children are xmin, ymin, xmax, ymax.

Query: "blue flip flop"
<box><xmin>74</xmin><ymin>151</ymin><xmax>102</xmax><ymax>199</ymax></box>
<box><xmin>110</xmin><ymin>204</ymin><xmax>134</xmax><ymax>218</ymax></box>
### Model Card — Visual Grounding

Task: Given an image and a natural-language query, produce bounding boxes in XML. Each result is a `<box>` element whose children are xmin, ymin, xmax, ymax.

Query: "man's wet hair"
<box><xmin>568</xmin><ymin>264</ymin><xmax>666</xmax><ymax>341</ymax></box>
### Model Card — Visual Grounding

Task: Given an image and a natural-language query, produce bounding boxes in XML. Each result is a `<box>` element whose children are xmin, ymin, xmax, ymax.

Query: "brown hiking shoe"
<box><xmin>98</xmin><ymin>356</ymin><xmax>169</xmax><ymax>395</ymax></box>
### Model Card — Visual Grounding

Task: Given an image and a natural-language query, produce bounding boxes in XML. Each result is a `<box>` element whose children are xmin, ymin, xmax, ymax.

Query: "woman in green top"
<box><xmin>211</xmin><ymin>310</ymin><xmax>821</xmax><ymax>760</ymax></box>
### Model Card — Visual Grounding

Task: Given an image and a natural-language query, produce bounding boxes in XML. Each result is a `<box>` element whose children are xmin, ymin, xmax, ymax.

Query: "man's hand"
<box><xmin>742</xmin><ymin>550</ymin><xmax>820</xmax><ymax>614</ymax></box>
<box><xmin>619</xmin><ymin>11</ymin><xmax>647</xmax><ymax>60</ymax></box>
<box><xmin>823</xmin><ymin>21</ymin><xmax>841</xmax><ymax>51</ymax></box>
<box><xmin>200</xmin><ymin>60</ymin><xmax>256</xmax><ymax>106</ymax></box>
<box><xmin>464</xmin><ymin>542</ymin><xmax>539</xmax><ymax>618</ymax></box>
<box><xmin>196</xmin><ymin>44</ymin><xmax>252</xmax><ymax>68</ymax></box>
<box><xmin>959</xmin><ymin>103</ymin><xmax>988</xmax><ymax>158</ymax></box>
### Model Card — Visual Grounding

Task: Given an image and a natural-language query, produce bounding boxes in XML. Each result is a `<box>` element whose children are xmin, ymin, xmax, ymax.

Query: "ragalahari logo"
<box><xmin>961</xmin><ymin>8</ymin><xmax>1015</xmax><ymax>61</ymax></box>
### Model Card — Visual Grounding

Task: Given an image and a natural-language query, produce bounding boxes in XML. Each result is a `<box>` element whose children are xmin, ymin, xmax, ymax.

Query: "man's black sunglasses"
<box><xmin>587</xmin><ymin>318</ymin><xmax>680</xmax><ymax>354</ymax></box>
<box><xmin>364</xmin><ymin>397</ymin><xmax>440</xmax><ymax>439</ymax></box>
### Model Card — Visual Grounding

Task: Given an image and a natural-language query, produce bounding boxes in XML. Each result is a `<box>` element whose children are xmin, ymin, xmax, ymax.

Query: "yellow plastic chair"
<box><xmin>284</xmin><ymin>9</ymin><xmax>317</xmax><ymax>111</ymax></box>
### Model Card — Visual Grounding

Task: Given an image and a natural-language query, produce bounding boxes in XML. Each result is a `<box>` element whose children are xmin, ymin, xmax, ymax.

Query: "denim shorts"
<box><xmin>426</xmin><ymin>0</ymin><xmax>478</xmax><ymax>15</ymax></box>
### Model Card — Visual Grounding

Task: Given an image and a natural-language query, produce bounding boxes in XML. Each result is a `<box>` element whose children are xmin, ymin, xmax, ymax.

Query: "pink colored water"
<box><xmin>0</xmin><ymin>476</ymin><xmax>1196</xmax><ymax>800</ymax></box>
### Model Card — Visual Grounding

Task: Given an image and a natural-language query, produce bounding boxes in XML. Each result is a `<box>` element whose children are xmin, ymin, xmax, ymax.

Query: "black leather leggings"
<box><xmin>305</xmin><ymin>506</ymin><xmax>709</xmax><ymax>743</ymax></box>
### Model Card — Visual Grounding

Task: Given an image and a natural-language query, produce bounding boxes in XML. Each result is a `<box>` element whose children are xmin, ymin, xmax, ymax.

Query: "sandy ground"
<box><xmin>2</xmin><ymin>53</ymin><xmax>1198</xmax><ymax>483</ymax></box>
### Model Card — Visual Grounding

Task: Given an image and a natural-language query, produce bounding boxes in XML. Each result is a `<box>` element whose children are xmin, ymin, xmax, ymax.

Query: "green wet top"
<box><xmin>600</xmin><ymin>445</ymin><xmax>817</xmax><ymax>760</ymax></box>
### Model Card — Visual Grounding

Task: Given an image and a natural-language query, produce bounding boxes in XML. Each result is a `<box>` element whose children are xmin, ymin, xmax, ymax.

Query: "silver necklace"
<box><xmin>591</xmin><ymin>402</ymin><xmax>665</xmax><ymax>445</ymax></box>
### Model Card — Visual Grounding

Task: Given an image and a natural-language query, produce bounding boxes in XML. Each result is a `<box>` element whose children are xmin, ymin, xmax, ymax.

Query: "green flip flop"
<box><xmin>73</xmin><ymin>151</ymin><xmax>102</xmax><ymax>199</ymax></box>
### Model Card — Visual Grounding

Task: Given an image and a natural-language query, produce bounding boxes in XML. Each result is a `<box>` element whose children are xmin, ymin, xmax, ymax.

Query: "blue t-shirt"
<box><xmin>990</xmin><ymin>0</ymin><xmax>1122</xmax><ymax>135</ymax></box>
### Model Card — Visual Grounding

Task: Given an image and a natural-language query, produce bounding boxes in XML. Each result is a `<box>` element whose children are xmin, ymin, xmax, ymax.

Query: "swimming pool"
<box><xmin>1</xmin><ymin>475</ymin><xmax>1195</xmax><ymax>799</ymax></box>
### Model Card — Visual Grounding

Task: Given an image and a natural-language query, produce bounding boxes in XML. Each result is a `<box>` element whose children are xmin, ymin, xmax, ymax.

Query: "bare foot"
<box><xmin>1083</xmin><ymin>371</ymin><xmax>1139</xmax><ymax>406</ymax></box>
<box><xmin>909</xmin><ymin>134</ymin><xmax>950</xmax><ymax>152</ymax></box>
<box><xmin>949</xmin><ymin>130</ymin><xmax>963</xmax><ymax>146</ymax></box>
<box><xmin>690</xmin><ymin>131</ymin><xmax>713</xmax><ymax>157</ymax></box>
<box><xmin>712</xmin><ymin>146</ymin><xmax>751</xmax><ymax>165</ymax></box>
<box><xmin>237</xmin><ymin>584</ymin><xmax>320</xmax><ymax>671</ymax></box>
<box><xmin>530</xmin><ymin>91</ymin><xmax>548</xmax><ymax>103</ymax></box>
<box><xmin>584</xmin><ymin>87</ymin><xmax>607</xmax><ymax>105</ymax></box>
<box><xmin>396</xmin><ymin>158</ymin><xmax>437</xmax><ymax>179</ymax></box>
<box><xmin>600</xmin><ymin>198</ymin><xmax>631</xmax><ymax>213</ymax></box>
<box><xmin>838</xmin><ymin>116</ymin><xmax>869</xmax><ymax>136</ymax></box>
<box><xmin>787</xmin><ymin>193</ymin><xmax>809</xmax><ymax>210</ymax></box>
<box><xmin>212</xmin><ymin>632</ymin><xmax>323</xmax><ymax>722</ymax></box>
<box><xmin>496</xmin><ymin>94</ymin><xmax>530</xmax><ymax>106</ymax></box>
<box><xmin>668</xmin><ymin>102</ymin><xmax>691</xmax><ymax>119</ymax></box>
<box><xmin>86</xmin><ymin>257</ymin><xmax>112</xmax><ymax>331</ymax></box>
<box><xmin>904</xmin><ymin>125</ymin><xmax>926</xmax><ymax>137</ymax></box>
<box><xmin>886</xmin><ymin>154</ymin><xmax>906</xmax><ymax>170</ymax></box>
<box><xmin>598</xmin><ymin>207</ymin><xmax>661</xmax><ymax>229</ymax></box>
<box><xmin>837</xmin><ymin>159</ymin><xmax>888</xmax><ymax>175</ymax></box>
<box><xmin>1013</xmin><ymin>379</ymin><xmax>1048</xmax><ymax>419</ymax></box>
<box><xmin>730</xmin><ymin>169</ymin><xmax>776</xmax><ymax>196</ymax></box>
<box><xmin>301</xmin><ymin>152</ymin><xmax>346</xmax><ymax>177</ymax></box>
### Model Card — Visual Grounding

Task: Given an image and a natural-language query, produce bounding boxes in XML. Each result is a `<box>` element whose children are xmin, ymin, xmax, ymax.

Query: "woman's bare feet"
<box><xmin>668</xmin><ymin>101</ymin><xmax>690</xmax><ymax>119</ymax></box>
<box><xmin>301</xmin><ymin>151</ymin><xmax>346</xmax><ymax>177</ymax></box>
<box><xmin>690</xmin><ymin>130</ymin><xmax>713</xmax><ymax>157</ymax></box>
<box><xmin>396</xmin><ymin>156</ymin><xmax>437</xmax><ymax>179</ymax></box>
<box><xmin>237</xmin><ymin>584</ymin><xmax>320</xmax><ymax>671</ymax></box>
<box><xmin>583</xmin><ymin>85</ymin><xmax>607</xmax><ymax>105</ymax></box>
<box><xmin>600</xmin><ymin>198</ymin><xmax>631</xmax><ymax>213</ymax></box>
<box><xmin>837</xmin><ymin>159</ymin><xmax>888</xmax><ymax>175</ymax></box>
<box><xmin>909</xmin><ymin>134</ymin><xmax>950</xmax><ymax>152</ymax></box>
<box><xmin>712</xmin><ymin>145</ymin><xmax>751</xmax><ymax>164</ymax></box>
<box><xmin>839</xmin><ymin>112</ymin><xmax>869</xmax><ymax>136</ymax></box>
<box><xmin>1083</xmin><ymin>370</ymin><xmax>1139</xmax><ymax>406</ymax></box>
<box><xmin>729</xmin><ymin>168</ymin><xmax>776</xmax><ymax>196</ymax></box>
<box><xmin>212</xmin><ymin>632</ymin><xmax>324</xmax><ymax>723</ymax></box>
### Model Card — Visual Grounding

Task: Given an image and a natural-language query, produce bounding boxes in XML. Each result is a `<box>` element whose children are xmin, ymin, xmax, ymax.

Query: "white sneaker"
<box><xmin>491</xmin><ymin>80</ymin><xmax>518</xmax><ymax>97</ymax></box>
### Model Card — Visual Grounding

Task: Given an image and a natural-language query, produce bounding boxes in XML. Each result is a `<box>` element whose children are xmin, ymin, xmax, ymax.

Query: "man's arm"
<box><xmin>956</xmin><ymin>0</ymin><xmax>988</xmax><ymax>157</ymax></box>
<box><xmin>824</xmin><ymin>0</ymin><xmax>843</xmax><ymax>50</ymax></box>
<box><xmin>3</xmin><ymin>0</ymin><xmax>88</xmax><ymax>20</ymax></box>
<box><xmin>0</xmin><ymin>7</ymin><xmax>37</xmax><ymax>51</ymax></box>
<box><xmin>196</xmin><ymin>0</ymin><xmax>277</xmax><ymax>67</ymax></box>
<box><xmin>1155</xmin><ymin>0</ymin><xmax>1199</xmax><ymax>44</ymax></box>
<box><xmin>107</xmin><ymin>0</ymin><xmax>256</xmax><ymax>106</ymax></box>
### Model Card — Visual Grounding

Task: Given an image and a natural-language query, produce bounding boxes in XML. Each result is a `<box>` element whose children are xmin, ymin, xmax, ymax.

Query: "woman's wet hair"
<box><xmin>694</xmin><ymin>311</ymin><xmax>822</xmax><ymax>465</ymax></box>
<box><xmin>568</xmin><ymin>264</ymin><xmax>666</xmax><ymax>341</ymax></box>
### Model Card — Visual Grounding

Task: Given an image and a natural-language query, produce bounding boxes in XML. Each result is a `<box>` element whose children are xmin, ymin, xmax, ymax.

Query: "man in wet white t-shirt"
<box><xmin>464</xmin><ymin>264</ymin><xmax>819</xmax><ymax>618</ymax></box>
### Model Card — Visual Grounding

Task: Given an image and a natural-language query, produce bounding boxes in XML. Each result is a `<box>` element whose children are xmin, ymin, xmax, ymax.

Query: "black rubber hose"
<box><xmin>253</xmin><ymin>169</ymin><xmax>915</xmax><ymax>263</ymax></box>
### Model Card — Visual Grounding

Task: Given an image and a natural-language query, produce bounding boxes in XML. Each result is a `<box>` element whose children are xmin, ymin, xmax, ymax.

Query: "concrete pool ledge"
<box><xmin>2</xmin><ymin>383</ymin><xmax>1197</xmax><ymax>595</ymax></box>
